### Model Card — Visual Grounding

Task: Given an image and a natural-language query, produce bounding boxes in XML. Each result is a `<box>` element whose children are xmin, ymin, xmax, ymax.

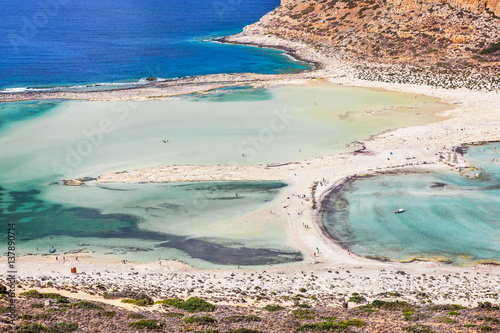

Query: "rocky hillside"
<box><xmin>243</xmin><ymin>0</ymin><xmax>500</xmax><ymax>73</ymax></box>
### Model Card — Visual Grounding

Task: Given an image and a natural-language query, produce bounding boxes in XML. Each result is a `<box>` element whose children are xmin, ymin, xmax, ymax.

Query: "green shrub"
<box><xmin>103</xmin><ymin>291</ymin><xmax>151</xmax><ymax>300</ymax></box>
<box><xmin>121</xmin><ymin>298</ymin><xmax>153</xmax><ymax>306</ymax></box>
<box><xmin>480</xmin><ymin>42</ymin><xmax>500</xmax><ymax>54</ymax></box>
<box><xmin>436</xmin><ymin>316</ymin><xmax>456</xmax><ymax>324</ymax></box>
<box><xmin>156</xmin><ymin>298</ymin><xmax>183</xmax><ymax>307</ymax></box>
<box><xmin>371</xmin><ymin>300</ymin><xmax>415</xmax><ymax>311</ymax></box>
<box><xmin>195</xmin><ymin>330</ymin><xmax>220</xmax><ymax>333</ymax></box>
<box><xmin>403</xmin><ymin>310</ymin><xmax>417</xmax><ymax>319</ymax></box>
<box><xmin>164</xmin><ymin>312</ymin><xmax>184</xmax><ymax>318</ymax></box>
<box><xmin>403</xmin><ymin>310</ymin><xmax>429</xmax><ymax>322</ymax></box>
<box><xmin>48</xmin><ymin>308</ymin><xmax>66</xmax><ymax>313</ymax></box>
<box><xmin>481</xmin><ymin>327</ymin><xmax>493</xmax><ymax>332</ymax></box>
<box><xmin>15</xmin><ymin>323</ymin><xmax>46</xmax><ymax>333</ymax></box>
<box><xmin>226</xmin><ymin>329</ymin><xmax>261</xmax><ymax>333</ymax></box>
<box><xmin>483</xmin><ymin>317</ymin><xmax>500</xmax><ymax>324</ymax></box>
<box><xmin>348</xmin><ymin>292</ymin><xmax>365</xmax><ymax>303</ymax></box>
<box><xmin>46</xmin><ymin>322</ymin><xmax>78</xmax><ymax>333</ymax></box>
<box><xmin>355</xmin><ymin>304</ymin><xmax>378</xmax><ymax>313</ymax></box>
<box><xmin>477</xmin><ymin>302</ymin><xmax>499</xmax><ymax>310</ymax></box>
<box><xmin>340</xmin><ymin>319</ymin><xmax>366</xmax><ymax>327</ymax></box>
<box><xmin>223</xmin><ymin>315</ymin><xmax>261</xmax><ymax>322</ymax></box>
<box><xmin>20</xmin><ymin>314</ymin><xmax>34</xmax><ymax>320</ymax></box>
<box><xmin>299</xmin><ymin>288</ymin><xmax>307</xmax><ymax>293</ymax></box>
<box><xmin>20</xmin><ymin>290</ymin><xmax>44</xmax><ymax>298</ymax></box>
<box><xmin>447</xmin><ymin>311</ymin><xmax>460</xmax><ymax>316</ymax></box>
<box><xmin>74</xmin><ymin>301</ymin><xmax>104</xmax><ymax>310</ymax></box>
<box><xmin>298</xmin><ymin>318</ymin><xmax>365</xmax><ymax>331</ymax></box>
<box><xmin>292</xmin><ymin>310</ymin><xmax>316</xmax><ymax>320</ymax></box>
<box><xmin>56</xmin><ymin>297</ymin><xmax>70</xmax><ymax>304</ymax></box>
<box><xmin>264</xmin><ymin>304</ymin><xmax>284</xmax><ymax>312</ymax></box>
<box><xmin>35</xmin><ymin>313</ymin><xmax>52</xmax><ymax>320</ymax></box>
<box><xmin>184</xmin><ymin>315</ymin><xmax>217</xmax><ymax>325</ymax></box>
<box><xmin>429</xmin><ymin>304</ymin><xmax>464</xmax><ymax>311</ymax></box>
<box><xmin>298</xmin><ymin>321</ymin><xmax>339</xmax><ymax>331</ymax></box>
<box><xmin>128</xmin><ymin>313</ymin><xmax>146</xmax><ymax>319</ymax></box>
<box><xmin>158</xmin><ymin>297</ymin><xmax>216</xmax><ymax>312</ymax></box>
<box><xmin>31</xmin><ymin>303</ymin><xmax>44</xmax><ymax>309</ymax></box>
<box><xmin>20</xmin><ymin>290</ymin><xmax>69</xmax><ymax>303</ymax></box>
<box><xmin>297</xmin><ymin>303</ymin><xmax>311</xmax><ymax>308</ymax></box>
<box><xmin>129</xmin><ymin>319</ymin><xmax>165</xmax><ymax>330</ymax></box>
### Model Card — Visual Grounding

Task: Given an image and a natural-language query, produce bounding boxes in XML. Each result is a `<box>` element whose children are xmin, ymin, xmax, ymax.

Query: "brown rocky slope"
<box><xmin>238</xmin><ymin>0</ymin><xmax>500</xmax><ymax>89</ymax></box>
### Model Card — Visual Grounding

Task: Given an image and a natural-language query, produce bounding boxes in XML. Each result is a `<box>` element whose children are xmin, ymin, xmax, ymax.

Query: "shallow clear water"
<box><xmin>0</xmin><ymin>84</ymin><xmax>448</xmax><ymax>185</ymax></box>
<box><xmin>0</xmin><ymin>0</ymin><xmax>310</xmax><ymax>91</ymax></box>
<box><xmin>0</xmin><ymin>84</ymin><xmax>449</xmax><ymax>266</ymax></box>
<box><xmin>0</xmin><ymin>181</ymin><xmax>301</xmax><ymax>267</ymax></box>
<box><xmin>322</xmin><ymin>143</ymin><xmax>500</xmax><ymax>265</ymax></box>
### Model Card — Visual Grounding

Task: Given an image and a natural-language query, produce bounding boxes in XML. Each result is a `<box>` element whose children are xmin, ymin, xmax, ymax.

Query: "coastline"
<box><xmin>2</xmin><ymin>29</ymin><xmax>500</xmax><ymax>314</ymax></box>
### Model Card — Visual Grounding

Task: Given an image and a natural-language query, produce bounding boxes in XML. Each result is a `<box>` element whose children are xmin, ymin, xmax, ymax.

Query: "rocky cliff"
<box><xmin>242</xmin><ymin>0</ymin><xmax>500</xmax><ymax>71</ymax></box>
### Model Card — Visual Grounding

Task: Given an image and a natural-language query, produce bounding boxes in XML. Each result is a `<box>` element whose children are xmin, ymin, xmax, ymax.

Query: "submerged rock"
<box><xmin>63</xmin><ymin>179</ymin><xmax>83</xmax><ymax>186</ymax></box>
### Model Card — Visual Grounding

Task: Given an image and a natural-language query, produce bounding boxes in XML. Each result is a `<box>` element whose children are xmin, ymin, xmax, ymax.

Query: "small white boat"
<box><xmin>49</xmin><ymin>246</ymin><xmax>56</xmax><ymax>253</ymax></box>
<box><xmin>394</xmin><ymin>208</ymin><xmax>405</xmax><ymax>214</ymax></box>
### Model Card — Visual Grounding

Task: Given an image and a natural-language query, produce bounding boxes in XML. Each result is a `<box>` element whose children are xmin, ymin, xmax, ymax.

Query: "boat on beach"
<box><xmin>394</xmin><ymin>208</ymin><xmax>405</xmax><ymax>214</ymax></box>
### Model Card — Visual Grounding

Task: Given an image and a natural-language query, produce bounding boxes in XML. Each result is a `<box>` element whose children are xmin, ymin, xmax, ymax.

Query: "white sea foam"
<box><xmin>0</xmin><ymin>78</ymin><xmax>166</xmax><ymax>94</ymax></box>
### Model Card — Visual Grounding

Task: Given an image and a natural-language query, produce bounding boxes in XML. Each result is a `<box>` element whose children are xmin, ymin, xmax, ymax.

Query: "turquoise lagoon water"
<box><xmin>322</xmin><ymin>143</ymin><xmax>500</xmax><ymax>265</ymax></box>
<box><xmin>0</xmin><ymin>181</ymin><xmax>300</xmax><ymax>267</ymax></box>
<box><xmin>0</xmin><ymin>84</ymin><xmax>449</xmax><ymax>266</ymax></box>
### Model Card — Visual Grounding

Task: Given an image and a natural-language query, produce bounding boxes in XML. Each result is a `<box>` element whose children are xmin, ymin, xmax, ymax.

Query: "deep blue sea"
<box><xmin>0</xmin><ymin>0</ymin><xmax>310</xmax><ymax>91</ymax></box>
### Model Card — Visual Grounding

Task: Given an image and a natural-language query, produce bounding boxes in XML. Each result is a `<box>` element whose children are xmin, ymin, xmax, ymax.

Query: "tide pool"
<box><xmin>322</xmin><ymin>143</ymin><xmax>500</xmax><ymax>265</ymax></box>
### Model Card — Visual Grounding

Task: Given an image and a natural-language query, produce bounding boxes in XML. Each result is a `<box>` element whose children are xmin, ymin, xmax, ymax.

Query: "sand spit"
<box><xmin>96</xmin><ymin>164</ymin><xmax>293</xmax><ymax>184</ymax></box>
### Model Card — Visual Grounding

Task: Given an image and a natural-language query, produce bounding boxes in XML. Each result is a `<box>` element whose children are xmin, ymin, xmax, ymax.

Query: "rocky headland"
<box><xmin>227</xmin><ymin>0</ymin><xmax>500</xmax><ymax>90</ymax></box>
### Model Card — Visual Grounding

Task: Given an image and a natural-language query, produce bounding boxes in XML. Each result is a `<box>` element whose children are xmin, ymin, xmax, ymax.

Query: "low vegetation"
<box><xmin>20</xmin><ymin>290</ymin><xmax>69</xmax><ymax>304</ymax></box>
<box><xmin>184</xmin><ymin>315</ymin><xmax>218</xmax><ymax>325</ymax></box>
<box><xmin>298</xmin><ymin>318</ymin><xmax>366</xmax><ymax>331</ymax></box>
<box><xmin>121</xmin><ymin>298</ymin><xmax>154</xmax><ymax>306</ymax></box>
<box><xmin>73</xmin><ymin>300</ymin><xmax>104</xmax><ymax>310</ymax></box>
<box><xmin>157</xmin><ymin>297</ymin><xmax>216</xmax><ymax>312</ymax></box>
<box><xmin>223</xmin><ymin>315</ymin><xmax>261</xmax><ymax>322</ymax></box>
<box><xmin>348</xmin><ymin>292</ymin><xmax>366</xmax><ymax>303</ymax></box>
<box><xmin>292</xmin><ymin>310</ymin><xmax>316</xmax><ymax>320</ymax></box>
<box><xmin>129</xmin><ymin>319</ymin><xmax>165</xmax><ymax>330</ymax></box>
<box><xmin>16</xmin><ymin>322</ymin><xmax>79</xmax><ymax>333</ymax></box>
<box><xmin>128</xmin><ymin>313</ymin><xmax>146</xmax><ymax>319</ymax></box>
<box><xmin>264</xmin><ymin>304</ymin><xmax>285</xmax><ymax>312</ymax></box>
